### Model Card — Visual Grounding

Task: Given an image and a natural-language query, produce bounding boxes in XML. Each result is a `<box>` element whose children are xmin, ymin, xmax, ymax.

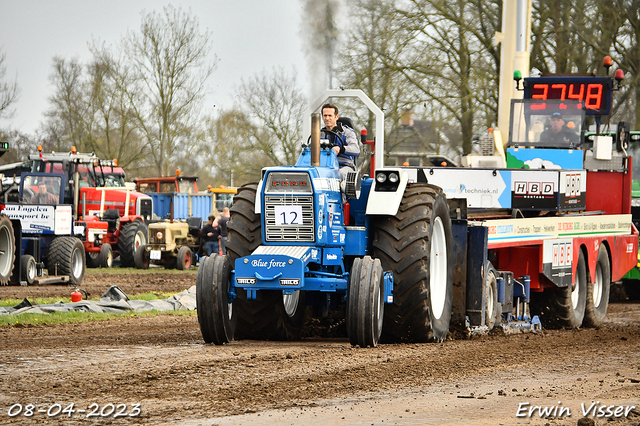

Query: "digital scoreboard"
<box><xmin>523</xmin><ymin>76</ymin><xmax>614</xmax><ymax>116</ymax></box>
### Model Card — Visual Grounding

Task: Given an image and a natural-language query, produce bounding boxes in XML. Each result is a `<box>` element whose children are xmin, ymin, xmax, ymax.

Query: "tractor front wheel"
<box><xmin>21</xmin><ymin>254</ymin><xmax>36</xmax><ymax>285</ymax></box>
<box><xmin>177</xmin><ymin>246</ymin><xmax>193</xmax><ymax>270</ymax></box>
<box><xmin>347</xmin><ymin>256</ymin><xmax>384</xmax><ymax>348</ymax></box>
<box><xmin>134</xmin><ymin>245</ymin><xmax>150</xmax><ymax>269</ymax></box>
<box><xmin>86</xmin><ymin>251</ymin><xmax>100</xmax><ymax>268</ymax></box>
<box><xmin>196</xmin><ymin>255</ymin><xmax>237</xmax><ymax>344</ymax></box>
<box><xmin>98</xmin><ymin>243</ymin><xmax>113</xmax><ymax>268</ymax></box>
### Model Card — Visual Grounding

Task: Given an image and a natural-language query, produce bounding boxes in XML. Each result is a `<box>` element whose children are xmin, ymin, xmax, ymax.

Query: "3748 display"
<box><xmin>523</xmin><ymin>76</ymin><xmax>613</xmax><ymax>115</ymax></box>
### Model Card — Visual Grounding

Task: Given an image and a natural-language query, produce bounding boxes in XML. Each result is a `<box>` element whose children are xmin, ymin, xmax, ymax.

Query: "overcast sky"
<box><xmin>0</xmin><ymin>0</ymin><xmax>310</xmax><ymax>135</ymax></box>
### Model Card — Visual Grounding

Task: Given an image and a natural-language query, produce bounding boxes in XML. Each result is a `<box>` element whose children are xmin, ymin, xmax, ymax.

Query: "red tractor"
<box><xmin>27</xmin><ymin>147</ymin><xmax>152</xmax><ymax>268</ymax></box>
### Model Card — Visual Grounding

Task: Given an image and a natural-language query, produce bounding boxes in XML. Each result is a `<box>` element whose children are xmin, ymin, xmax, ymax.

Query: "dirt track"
<box><xmin>0</xmin><ymin>272</ymin><xmax>639</xmax><ymax>425</ymax></box>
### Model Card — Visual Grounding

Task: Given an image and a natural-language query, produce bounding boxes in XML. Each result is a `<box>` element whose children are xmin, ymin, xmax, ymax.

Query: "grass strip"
<box><xmin>85</xmin><ymin>267</ymin><xmax>197</xmax><ymax>275</ymax></box>
<box><xmin>0</xmin><ymin>308</ymin><xmax>196</xmax><ymax>327</ymax></box>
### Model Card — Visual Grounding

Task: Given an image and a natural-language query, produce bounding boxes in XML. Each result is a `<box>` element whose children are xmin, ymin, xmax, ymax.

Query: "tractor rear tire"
<box><xmin>197</xmin><ymin>255</ymin><xmax>237</xmax><ymax>344</ymax></box>
<box><xmin>0</xmin><ymin>215</ymin><xmax>16</xmax><ymax>285</ymax></box>
<box><xmin>226</xmin><ymin>183</ymin><xmax>305</xmax><ymax>341</ymax></box>
<box><xmin>226</xmin><ymin>183</ymin><xmax>262</xmax><ymax>263</ymax></box>
<box><xmin>134</xmin><ymin>245</ymin><xmax>150</xmax><ymax>269</ymax></box>
<box><xmin>21</xmin><ymin>254</ymin><xmax>36</xmax><ymax>285</ymax></box>
<box><xmin>347</xmin><ymin>256</ymin><xmax>384</xmax><ymax>348</ymax></box>
<box><xmin>484</xmin><ymin>261</ymin><xmax>501</xmax><ymax>329</ymax></box>
<box><xmin>531</xmin><ymin>249</ymin><xmax>587</xmax><ymax>329</ymax></box>
<box><xmin>584</xmin><ymin>244</ymin><xmax>611</xmax><ymax>328</ymax></box>
<box><xmin>48</xmin><ymin>237</ymin><xmax>85</xmax><ymax>286</ymax></box>
<box><xmin>372</xmin><ymin>184</ymin><xmax>454</xmax><ymax>343</ymax></box>
<box><xmin>177</xmin><ymin>246</ymin><xmax>193</xmax><ymax>270</ymax></box>
<box><xmin>118</xmin><ymin>220</ymin><xmax>148</xmax><ymax>267</ymax></box>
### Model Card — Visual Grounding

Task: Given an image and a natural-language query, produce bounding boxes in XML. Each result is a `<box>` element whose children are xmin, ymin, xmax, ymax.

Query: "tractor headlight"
<box><xmin>156</xmin><ymin>231</ymin><xmax>163</xmax><ymax>240</ymax></box>
<box><xmin>374</xmin><ymin>170</ymin><xmax>403</xmax><ymax>192</ymax></box>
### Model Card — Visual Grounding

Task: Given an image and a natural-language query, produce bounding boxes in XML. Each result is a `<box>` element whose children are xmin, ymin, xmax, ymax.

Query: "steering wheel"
<box><xmin>305</xmin><ymin>129</ymin><xmax>339</xmax><ymax>150</ymax></box>
<box><xmin>23</xmin><ymin>187</ymin><xmax>35</xmax><ymax>203</ymax></box>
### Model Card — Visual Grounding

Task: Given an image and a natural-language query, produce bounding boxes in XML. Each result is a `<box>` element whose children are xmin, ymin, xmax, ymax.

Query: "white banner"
<box><xmin>3</xmin><ymin>204</ymin><xmax>73</xmax><ymax>235</ymax></box>
<box><xmin>3</xmin><ymin>204</ymin><xmax>55</xmax><ymax>233</ymax></box>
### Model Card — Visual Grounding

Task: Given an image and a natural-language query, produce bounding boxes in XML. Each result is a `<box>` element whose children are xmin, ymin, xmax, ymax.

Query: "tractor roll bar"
<box><xmin>303</xmin><ymin>89</ymin><xmax>385</xmax><ymax>171</ymax></box>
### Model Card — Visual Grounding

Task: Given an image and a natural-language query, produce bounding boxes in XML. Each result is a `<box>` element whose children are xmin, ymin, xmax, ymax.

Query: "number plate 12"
<box><xmin>275</xmin><ymin>205</ymin><xmax>303</xmax><ymax>226</ymax></box>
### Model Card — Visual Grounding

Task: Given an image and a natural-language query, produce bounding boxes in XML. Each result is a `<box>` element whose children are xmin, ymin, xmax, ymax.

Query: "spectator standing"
<box><xmin>218</xmin><ymin>207</ymin><xmax>230</xmax><ymax>255</ymax></box>
<box><xmin>201</xmin><ymin>214</ymin><xmax>220</xmax><ymax>256</ymax></box>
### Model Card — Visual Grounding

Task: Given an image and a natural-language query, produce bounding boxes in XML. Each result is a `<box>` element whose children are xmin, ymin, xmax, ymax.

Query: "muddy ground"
<box><xmin>0</xmin><ymin>271</ymin><xmax>639</xmax><ymax>425</ymax></box>
<box><xmin>0</xmin><ymin>270</ymin><xmax>196</xmax><ymax>301</ymax></box>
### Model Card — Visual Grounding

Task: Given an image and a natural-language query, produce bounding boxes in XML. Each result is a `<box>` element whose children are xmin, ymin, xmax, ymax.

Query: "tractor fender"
<box><xmin>365</xmin><ymin>168</ymin><xmax>408</xmax><ymax>216</ymax></box>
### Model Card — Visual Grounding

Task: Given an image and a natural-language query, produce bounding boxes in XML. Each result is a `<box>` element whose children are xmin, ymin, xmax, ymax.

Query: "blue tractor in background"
<box><xmin>196</xmin><ymin>90</ymin><xmax>454</xmax><ymax>347</ymax></box>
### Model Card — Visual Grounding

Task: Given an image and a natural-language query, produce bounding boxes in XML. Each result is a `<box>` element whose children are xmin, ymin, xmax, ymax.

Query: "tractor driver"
<box><xmin>540</xmin><ymin>112</ymin><xmax>576</xmax><ymax>145</ymax></box>
<box><xmin>35</xmin><ymin>182</ymin><xmax>59</xmax><ymax>205</ymax></box>
<box><xmin>321</xmin><ymin>103</ymin><xmax>360</xmax><ymax>180</ymax></box>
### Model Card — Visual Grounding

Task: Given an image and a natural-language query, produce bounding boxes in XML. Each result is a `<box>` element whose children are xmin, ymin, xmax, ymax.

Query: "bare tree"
<box><xmin>121</xmin><ymin>5</ymin><xmax>217</xmax><ymax>176</ymax></box>
<box><xmin>237</xmin><ymin>67</ymin><xmax>307</xmax><ymax>166</ymax></box>
<box><xmin>0</xmin><ymin>50</ymin><xmax>20</xmax><ymax>120</ymax></box>
<box><xmin>43</xmin><ymin>56</ymin><xmax>89</xmax><ymax>152</ymax></box>
<box><xmin>202</xmin><ymin>109</ymin><xmax>271</xmax><ymax>186</ymax></box>
<box><xmin>85</xmin><ymin>46</ymin><xmax>149</xmax><ymax>174</ymax></box>
<box><xmin>335</xmin><ymin>0</ymin><xmax>414</xmax><ymax>141</ymax></box>
<box><xmin>529</xmin><ymin>0</ymin><xmax>638</xmax><ymax>126</ymax></box>
<box><xmin>380</xmin><ymin>0</ymin><xmax>501</xmax><ymax>154</ymax></box>
<box><xmin>0</xmin><ymin>128</ymin><xmax>42</xmax><ymax>165</ymax></box>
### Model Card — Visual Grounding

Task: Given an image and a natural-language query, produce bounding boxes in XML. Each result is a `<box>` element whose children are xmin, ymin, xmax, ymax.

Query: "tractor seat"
<box><xmin>337</xmin><ymin>116</ymin><xmax>355</xmax><ymax>131</ymax></box>
<box><xmin>103</xmin><ymin>209</ymin><xmax>120</xmax><ymax>233</ymax></box>
<box><xmin>187</xmin><ymin>216</ymin><xmax>202</xmax><ymax>237</ymax></box>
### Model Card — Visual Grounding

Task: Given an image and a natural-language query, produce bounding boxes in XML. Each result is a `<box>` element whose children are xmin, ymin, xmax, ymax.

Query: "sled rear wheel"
<box><xmin>584</xmin><ymin>244</ymin><xmax>610</xmax><ymax>327</ymax></box>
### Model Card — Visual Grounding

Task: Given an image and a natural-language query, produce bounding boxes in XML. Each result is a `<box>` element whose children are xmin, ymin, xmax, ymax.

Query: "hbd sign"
<box><xmin>564</xmin><ymin>173</ymin><xmax>581</xmax><ymax>197</ymax></box>
<box><xmin>513</xmin><ymin>181</ymin><xmax>555</xmax><ymax>197</ymax></box>
<box><xmin>542</xmin><ymin>238</ymin><xmax>574</xmax><ymax>287</ymax></box>
<box><xmin>511</xmin><ymin>170</ymin><xmax>559</xmax><ymax>211</ymax></box>
<box><xmin>559</xmin><ymin>170</ymin><xmax>586</xmax><ymax>210</ymax></box>
<box><xmin>552</xmin><ymin>242</ymin><xmax>573</xmax><ymax>268</ymax></box>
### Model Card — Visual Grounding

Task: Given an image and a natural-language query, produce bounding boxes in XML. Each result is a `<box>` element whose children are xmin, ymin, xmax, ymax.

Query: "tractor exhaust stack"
<box><xmin>311</xmin><ymin>113</ymin><xmax>321</xmax><ymax>166</ymax></box>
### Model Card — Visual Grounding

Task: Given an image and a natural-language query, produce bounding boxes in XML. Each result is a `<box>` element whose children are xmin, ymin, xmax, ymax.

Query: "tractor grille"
<box><xmin>264</xmin><ymin>196</ymin><xmax>314</xmax><ymax>242</ymax></box>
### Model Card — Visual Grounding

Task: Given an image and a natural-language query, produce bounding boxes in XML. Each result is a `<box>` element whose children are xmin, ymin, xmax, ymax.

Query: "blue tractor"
<box><xmin>196</xmin><ymin>90</ymin><xmax>454</xmax><ymax>347</ymax></box>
